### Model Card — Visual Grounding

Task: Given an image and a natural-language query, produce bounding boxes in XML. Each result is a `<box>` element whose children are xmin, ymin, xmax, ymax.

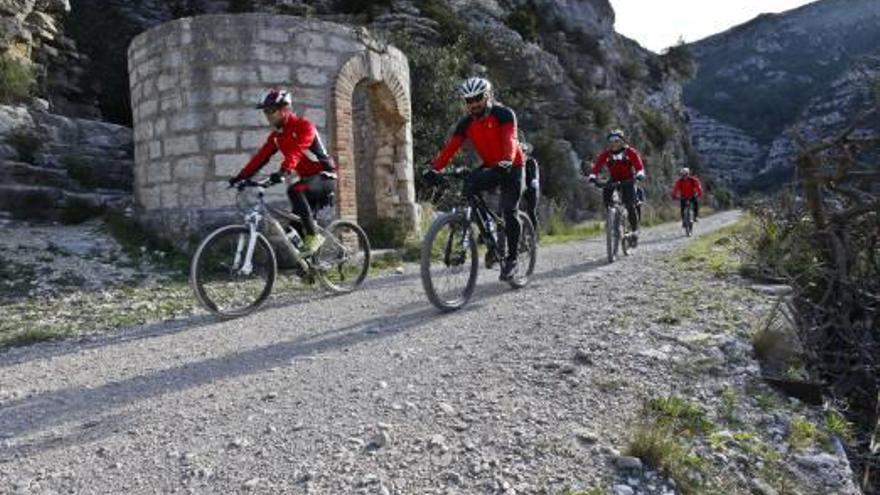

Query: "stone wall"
<box><xmin>127</xmin><ymin>14</ymin><xmax>417</xmax><ymax>242</ymax></box>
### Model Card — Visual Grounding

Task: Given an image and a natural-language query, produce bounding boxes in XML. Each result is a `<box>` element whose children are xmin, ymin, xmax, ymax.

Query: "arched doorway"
<box><xmin>332</xmin><ymin>50</ymin><xmax>418</xmax><ymax>240</ymax></box>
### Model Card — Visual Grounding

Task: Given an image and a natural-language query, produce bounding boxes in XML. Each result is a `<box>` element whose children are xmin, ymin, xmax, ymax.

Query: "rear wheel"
<box><xmin>508</xmin><ymin>212</ymin><xmax>537</xmax><ymax>289</ymax></box>
<box><xmin>314</xmin><ymin>220</ymin><xmax>371</xmax><ymax>294</ymax></box>
<box><xmin>605</xmin><ymin>208</ymin><xmax>616</xmax><ymax>263</ymax></box>
<box><xmin>684</xmin><ymin>203</ymin><xmax>694</xmax><ymax>237</ymax></box>
<box><xmin>191</xmin><ymin>225</ymin><xmax>276</xmax><ymax>317</ymax></box>
<box><xmin>420</xmin><ymin>213</ymin><xmax>479</xmax><ymax>311</ymax></box>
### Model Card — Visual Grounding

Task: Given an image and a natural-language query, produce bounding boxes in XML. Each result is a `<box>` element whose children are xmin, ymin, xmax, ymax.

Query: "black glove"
<box><xmin>423</xmin><ymin>169</ymin><xmax>441</xmax><ymax>186</ymax></box>
<box><xmin>269</xmin><ymin>172</ymin><xmax>283</xmax><ymax>185</ymax></box>
<box><xmin>228</xmin><ymin>175</ymin><xmax>243</xmax><ymax>188</ymax></box>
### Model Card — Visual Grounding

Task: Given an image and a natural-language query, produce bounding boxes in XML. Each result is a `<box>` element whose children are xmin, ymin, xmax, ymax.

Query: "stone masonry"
<box><xmin>127</xmin><ymin>14</ymin><xmax>416</xmax><ymax>242</ymax></box>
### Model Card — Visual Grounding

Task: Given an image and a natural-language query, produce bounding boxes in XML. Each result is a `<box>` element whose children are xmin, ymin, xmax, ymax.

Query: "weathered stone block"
<box><xmin>149</xmin><ymin>161</ymin><xmax>171</xmax><ymax>184</ymax></box>
<box><xmin>148</xmin><ymin>140</ymin><xmax>162</xmax><ymax>160</ymax></box>
<box><xmin>212</xmin><ymin>66</ymin><xmax>259</xmax><ymax>84</ymax></box>
<box><xmin>302</xmin><ymin>108</ymin><xmax>326</xmax><ymax>129</ymax></box>
<box><xmin>218</xmin><ymin>108</ymin><xmax>264</xmax><ymax>128</ymax></box>
<box><xmin>259</xmin><ymin>65</ymin><xmax>291</xmax><ymax>84</ymax></box>
<box><xmin>210</xmin><ymin>87</ymin><xmax>239</xmax><ymax>105</ymax></box>
<box><xmin>173</xmin><ymin>157</ymin><xmax>208</xmax><ymax>181</ymax></box>
<box><xmin>297</xmin><ymin>67</ymin><xmax>328</xmax><ymax>86</ymax></box>
<box><xmin>240</xmin><ymin>129</ymin><xmax>267</xmax><ymax>150</ymax></box>
<box><xmin>214</xmin><ymin>153</ymin><xmax>250</xmax><ymax>177</ymax></box>
<box><xmin>164</xmin><ymin>135</ymin><xmax>199</xmax><ymax>156</ymax></box>
<box><xmin>209</xmin><ymin>131</ymin><xmax>237</xmax><ymax>151</ymax></box>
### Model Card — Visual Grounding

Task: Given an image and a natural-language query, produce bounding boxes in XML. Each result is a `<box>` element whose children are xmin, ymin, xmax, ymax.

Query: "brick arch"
<box><xmin>332</xmin><ymin>49</ymin><xmax>418</xmax><ymax>233</ymax></box>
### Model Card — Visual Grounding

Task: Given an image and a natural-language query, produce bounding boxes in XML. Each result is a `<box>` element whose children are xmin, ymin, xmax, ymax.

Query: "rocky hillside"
<box><xmin>1</xmin><ymin>0</ymin><xmax>698</xmax><ymax>222</ymax></box>
<box><xmin>685</xmin><ymin>0</ymin><xmax>880</xmax><ymax>192</ymax></box>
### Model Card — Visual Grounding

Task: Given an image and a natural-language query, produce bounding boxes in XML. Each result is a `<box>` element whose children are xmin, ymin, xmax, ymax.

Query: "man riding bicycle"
<box><xmin>423</xmin><ymin>77</ymin><xmax>525</xmax><ymax>281</ymax></box>
<box><xmin>672</xmin><ymin>167</ymin><xmax>702</xmax><ymax>224</ymax></box>
<box><xmin>228</xmin><ymin>88</ymin><xmax>337</xmax><ymax>254</ymax></box>
<box><xmin>587</xmin><ymin>128</ymin><xmax>646</xmax><ymax>234</ymax></box>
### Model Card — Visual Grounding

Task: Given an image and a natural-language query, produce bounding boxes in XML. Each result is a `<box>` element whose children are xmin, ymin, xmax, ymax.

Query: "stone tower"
<box><xmin>127</xmin><ymin>14</ymin><xmax>417</xmax><ymax>241</ymax></box>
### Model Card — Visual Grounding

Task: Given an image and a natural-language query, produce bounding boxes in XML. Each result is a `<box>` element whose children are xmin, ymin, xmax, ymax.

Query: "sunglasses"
<box><xmin>464</xmin><ymin>95</ymin><xmax>485</xmax><ymax>104</ymax></box>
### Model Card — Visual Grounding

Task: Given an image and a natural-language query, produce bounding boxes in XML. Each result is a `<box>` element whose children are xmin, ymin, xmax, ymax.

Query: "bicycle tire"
<box><xmin>190</xmin><ymin>225</ymin><xmax>277</xmax><ymax>318</ymax></box>
<box><xmin>508</xmin><ymin>212</ymin><xmax>537</xmax><ymax>289</ymax></box>
<box><xmin>420</xmin><ymin>212</ymin><xmax>479</xmax><ymax>311</ymax></box>
<box><xmin>314</xmin><ymin>220</ymin><xmax>371</xmax><ymax>294</ymax></box>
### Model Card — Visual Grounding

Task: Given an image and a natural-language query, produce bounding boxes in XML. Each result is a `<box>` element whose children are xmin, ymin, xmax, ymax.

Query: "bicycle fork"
<box><xmin>236</xmin><ymin>221</ymin><xmax>259</xmax><ymax>276</ymax></box>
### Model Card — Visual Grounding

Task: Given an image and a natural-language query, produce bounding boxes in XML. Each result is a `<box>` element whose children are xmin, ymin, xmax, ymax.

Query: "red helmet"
<box><xmin>256</xmin><ymin>88</ymin><xmax>292</xmax><ymax>109</ymax></box>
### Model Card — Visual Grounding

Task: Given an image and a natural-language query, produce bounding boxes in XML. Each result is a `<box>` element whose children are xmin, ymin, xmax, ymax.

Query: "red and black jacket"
<box><xmin>590</xmin><ymin>146</ymin><xmax>645</xmax><ymax>181</ymax></box>
<box><xmin>431</xmin><ymin>104</ymin><xmax>524</xmax><ymax>171</ymax></box>
<box><xmin>237</xmin><ymin>110</ymin><xmax>335</xmax><ymax>180</ymax></box>
<box><xmin>672</xmin><ymin>176</ymin><xmax>703</xmax><ymax>199</ymax></box>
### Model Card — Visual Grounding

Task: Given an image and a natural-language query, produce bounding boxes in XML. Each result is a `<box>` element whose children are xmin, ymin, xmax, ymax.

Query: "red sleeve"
<box><xmin>591</xmin><ymin>151</ymin><xmax>609</xmax><ymax>176</ymax></box>
<box><xmin>695</xmin><ymin>177</ymin><xmax>703</xmax><ymax>197</ymax></box>
<box><xmin>672</xmin><ymin>179</ymin><xmax>681</xmax><ymax>199</ymax></box>
<box><xmin>500</xmin><ymin>121</ymin><xmax>516</xmax><ymax>162</ymax></box>
<box><xmin>432</xmin><ymin>134</ymin><xmax>465</xmax><ymax>171</ymax></box>
<box><xmin>239</xmin><ymin>135</ymin><xmax>277</xmax><ymax>179</ymax></box>
<box><xmin>280</xmin><ymin>117</ymin><xmax>317</xmax><ymax>174</ymax></box>
<box><xmin>514</xmin><ymin>145</ymin><xmax>524</xmax><ymax>166</ymax></box>
<box><xmin>627</xmin><ymin>148</ymin><xmax>645</xmax><ymax>172</ymax></box>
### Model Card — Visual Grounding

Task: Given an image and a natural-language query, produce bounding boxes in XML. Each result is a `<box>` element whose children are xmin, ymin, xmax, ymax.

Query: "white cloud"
<box><xmin>610</xmin><ymin>0</ymin><xmax>817</xmax><ymax>52</ymax></box>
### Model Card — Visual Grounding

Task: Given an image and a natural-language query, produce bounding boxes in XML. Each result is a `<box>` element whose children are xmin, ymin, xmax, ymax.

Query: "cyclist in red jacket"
<box><xmin>672</xmin><ymin>167</ymin><xmax>703</xmax><ymax>224</ymax></box>
<box><xmin>228</xmin><ymin>88</ymin><xmax>337</xmax><ymax>254</ymax></box>
<box><xmin>587</xmin><ymin>129</ymin><xmax>646</xmax><ymax>233</ymax></box>
<box><xmin>423</xmin><ymin>77</ymin><xmax>525</xmax><ymax>281</ymax></box>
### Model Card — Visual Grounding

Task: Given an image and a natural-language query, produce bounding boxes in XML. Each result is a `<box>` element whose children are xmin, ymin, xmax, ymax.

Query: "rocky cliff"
<box><xmin>2</xmin><ymin>0</ymin><xmax>696</xmax><ymax>221</ymax></box>
<box><xmin>685</xmin><ymin>0</ymin><xmax>880</xmax><ymax>192</ymax></box>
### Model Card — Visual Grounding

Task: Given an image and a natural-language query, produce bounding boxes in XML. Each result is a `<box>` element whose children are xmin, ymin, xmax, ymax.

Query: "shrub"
<box><xmin>506</xmin><ymin>8</ymin><xmax>539</xmax><ymax>43</ymax></box>
<box><xmin>62</xmin><ymin>155</ymin><xmax>98</xmax><ymax>188</ymax></box>
<box><xmin>0</xmin><ymin>56</ymin><xmax>34</xmax><ymax>103</ymax></box>
<box><xmin>6</xmin><ymin>126</ymin><xmax>41</xmax><ymax>164</ymax></box>
<box><xmin>60</xmin><ymin>198</ymin><xmax>104</xmax><ymax>225</ymax></box>
<box><xmin>662</xmin><ymin>40</ymin><xmax>696</xmax><ymax>78</ymax></box>
<box><xmin>530</xmin><ymin>130</ymin><xmax>578</xmax><ymax>204</ymax></box>
<box><xmin>363</xmin><ymin>217</ymin><xmax>409</xmax><ymax>249</ymax></box>
<box><xmin>639</xmin><ymin>108</ymin><xmax>674</xmax><ymax>149</ymax></box>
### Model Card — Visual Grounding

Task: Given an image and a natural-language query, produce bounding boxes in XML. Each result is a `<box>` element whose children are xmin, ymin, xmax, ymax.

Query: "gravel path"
<box><xmin>1</xmin><ymin>211</ymin><xmax>826</xmax><ymax>494</ymax></box>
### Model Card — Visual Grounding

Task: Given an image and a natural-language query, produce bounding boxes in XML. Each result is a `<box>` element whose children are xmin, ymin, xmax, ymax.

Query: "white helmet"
<box><xmin>256</xmin><ymin>88</ymin><xmax>292</xmax><ymax>109</ymax></box>
<box><xmin>680</xmin><ymin>167</ymin><xmax>690</xmax><ymax>176</ymax></box>
<box><xmin>459</xmin><ymin>77</ymin><xmax>491</xmax><ymax>99</ymax></box>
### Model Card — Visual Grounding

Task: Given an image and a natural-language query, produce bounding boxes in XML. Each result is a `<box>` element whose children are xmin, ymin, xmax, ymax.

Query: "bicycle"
<box><xmin>592</xmin><ymin>179</ymin><xmax>638</xmax><ymax>263</ymax></box>
<box><xmin>190</xmin><ymin>176</ymin><xmax>371</xmax><ymax>317</ymax></box>
<box><xmin>680</xmin><ymin>197</ymin><xmax>695</xmax><ymax>237</ymax></box>
<box><xmin>420</xmin><ymin>167</ymin><xmax>538</xmax><ymax>312</ymax></box>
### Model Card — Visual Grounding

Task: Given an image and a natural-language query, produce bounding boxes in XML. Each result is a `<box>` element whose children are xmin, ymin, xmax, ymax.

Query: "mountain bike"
<box><xmin>681</xmin><ymin>197</ymin><xmax>695</xmax><ymax>237</ymax></box>
<box><xmin>593</xmin><ymin>179</ymin><xmax>638</xmax><ymax>263</ymax></box>
<box><xmin>190</xmin><ymin>176</ymin><xmax>370</xmax><ymax>317</ymax></box>
<box><xmin>420</xmin><ymin>167</ymin><xmax>538</xmax><ymax>312</ymax></box>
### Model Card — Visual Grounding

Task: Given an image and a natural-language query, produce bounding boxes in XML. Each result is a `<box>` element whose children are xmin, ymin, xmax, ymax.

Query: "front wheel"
<box><xmin>508</xmin><ymin>212</ymin><xmax>537</xmax><ymax>288</ymax></box>
<box><xmin>684</xmin><ymin>205</ymin><xmax>694</xmax><ymax>237</ymax></box>
<box><xmin>314</xmin><ymin>220</ymin><xmax>371</xmax><ymax>294</ymax></box>
<box><xmin>620</xmin><ymin>209</ymin><xmax>630</xmax><ymax>257</ymax></box>
<box><xmin>605</xmin><ymin>208</ymin><xmax>616</xmax><ymax>263</ymax></box>
<box><xmin>420</xmin><ymin>212</ymin><xmax>479</xmax><ymax>312</ymax></box>
<box><xmin>190</xmin><ymin>225</ymin><xmax>277</xmax><ymax>317</ymax></box>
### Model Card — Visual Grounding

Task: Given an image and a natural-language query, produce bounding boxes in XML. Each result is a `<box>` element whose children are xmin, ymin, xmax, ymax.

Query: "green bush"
<box><xmin>60</xmin><ymin>198</ymin><xmax>105</xmax><ymax>225</ymax></box>
<box><xmin>662</xmin><ymin>41</ymin><xmax>696</xmax><ymax>78</ymax></box>
<box><xmin>62</xmin><ymin>155</ymin><xmax>98</xmax><ymax>188</ymax></box>
<box><xmin>6</xmin><ymin>127</ymin><xmax>41</xmax><ymax>164</ymax></box>
<box><xmin>531</xmin><ymin>130</ymin><xmax>578</xmax><ymax>204</ymax></box>
<box><xmin>226</xmin><ymin>0</ymin><xmax>254</xmax><ymax>13</ymax></box>
<box><xmin>387</xmin><ymin>35</ymin><xmax>473</xmax><ymax>197</ymax></box>
<box><xmin>0</xmin><ymin>56</ymin><xmax>34</xmax><ymax>103</ymax></box>
<box><xmin>363</xmin><ymin>217</ymin><xmax>409</xmax><ymax>249</ymax></box>
<box><xmin>419</xmin><ymin>0</ymin><xmax>467</xmax><ymax>43</ymax></box>
<box><xmin>506</xmin><ymin>8</ymin><xmax>539</xmax><ymax>43</ymax></box>
<box><xmin>639</xmin><ymin>108</ymin><xmax>674</xmax><ymax>149</ymax></box>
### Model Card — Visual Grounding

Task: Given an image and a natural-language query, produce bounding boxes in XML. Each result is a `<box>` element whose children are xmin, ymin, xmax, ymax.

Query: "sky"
<box><xmin>610</xmin><ymin>0</ymin><xmax>817</xmax><ymax>52</ymax></box>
